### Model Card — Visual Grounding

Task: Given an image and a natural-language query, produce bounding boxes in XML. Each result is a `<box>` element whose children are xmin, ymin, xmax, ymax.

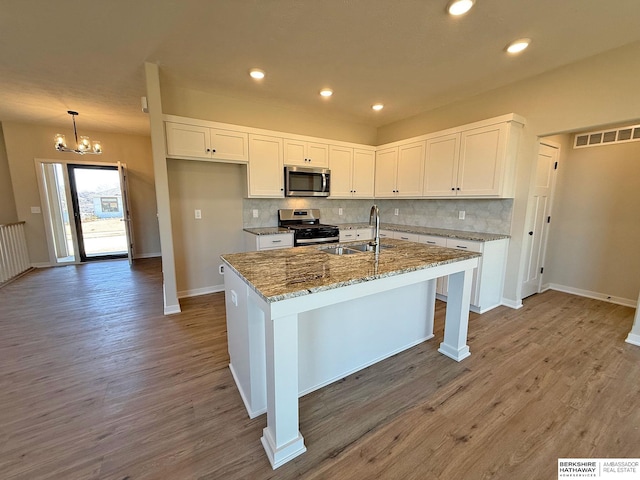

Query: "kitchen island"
<box><xmin>221</xmin><ymin>238</ymin><xmax>480</xmax><ymax>468</ymax></box>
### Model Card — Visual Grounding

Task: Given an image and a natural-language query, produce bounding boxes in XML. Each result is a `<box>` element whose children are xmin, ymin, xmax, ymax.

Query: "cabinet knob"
<box><xmin>456</xmin><ymin>187</ymin><xmax>460</xmax><ymax>190</ymax></box>
<box><xmin>528</xmin><ymin>231</ymin><xmax>533</xmax><ymax>235</ymax></box>
<box><xmin>212</xmin><ymin>149</ymin><xmax>216</xmax><ymax>153</ymax></box>
<box><xmin>206</xmin><ymin>148</ymin><xmax>211</xmax><ymax>153</ymax></box>
<box><xmin>451</xmin><ymin>187</ymin><xmax>455</xmax><ymax>191</ymax></box>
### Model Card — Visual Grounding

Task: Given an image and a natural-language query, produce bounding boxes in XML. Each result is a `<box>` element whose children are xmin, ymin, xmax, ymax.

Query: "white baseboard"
<box><xmin>178</xmin><ymin>284</ymin><xmax>224</xmax><ymax>299</ymax></box>
<box><xmin>164</xmin><ymin>304</ymin><xmax>181</xmax><ymax>315</ymax></box>
<box><xmin>501</xmin><ymin>297</ymin><xmax>523</xmax><ymax>310</ymax></box>
<box><xmin>31</xmin><ymin>262</ymin><xmax>52</xmax><ymax>268</ymax></box>
<box><xmin>547</xmin><ymin>283</ymin><xmax>636</xmax><ymax>308</ymax></box>
<box><xmin>134</xmin><ymin>252</ymin><xmax>161</xmax><ymax>259</ymax></box>
<box><xmin>626</xmin><ymin>333</ymin><xmax>640</xmax><ymax>347</ymax></box>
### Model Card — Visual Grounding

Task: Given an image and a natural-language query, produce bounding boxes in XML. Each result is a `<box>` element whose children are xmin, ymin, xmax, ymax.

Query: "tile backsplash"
<box><xmin>243</xmin><ymin>198</ymin><xmax>513</xmax><ymax>235</ymax></box>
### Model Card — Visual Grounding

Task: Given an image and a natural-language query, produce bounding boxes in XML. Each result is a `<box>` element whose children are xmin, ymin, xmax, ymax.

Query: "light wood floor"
<box><xmin>1</xmin><ymin>258</ymin><xmax>638</xmax><ymax>480</ymax></box>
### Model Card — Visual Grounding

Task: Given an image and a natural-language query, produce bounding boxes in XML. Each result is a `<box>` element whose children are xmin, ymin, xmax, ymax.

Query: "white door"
<box><xmin>521</xmin><ymin>142</ymin><xmax>559</xmax><ymax>298</ymax></box>
<box><xmin>118</xmin><ymin>162</ymin><xmax>134</xmax><ymax>265</ymax></box>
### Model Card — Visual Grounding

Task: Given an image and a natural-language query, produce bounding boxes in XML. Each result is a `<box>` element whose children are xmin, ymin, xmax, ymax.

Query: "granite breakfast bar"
<box><xmin>221</xmin><ymin>238</ymin><xmax>480</xmax><ymax>469</ymax></box>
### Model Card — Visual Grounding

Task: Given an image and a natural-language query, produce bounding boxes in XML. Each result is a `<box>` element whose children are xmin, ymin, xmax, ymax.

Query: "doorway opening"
<box><xmin>37</xmin><ymin>160</ymin><xmax>134</xmax><ymax>265</ymax></box>
<box><xmin>67</xmin><ymin>164</ymin><xmax>128</xmax><ymax>261</ymax></box>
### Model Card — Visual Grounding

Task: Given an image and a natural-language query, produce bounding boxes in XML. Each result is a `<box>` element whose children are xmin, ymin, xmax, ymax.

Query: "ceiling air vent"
<box><xmin>574</xmin><ymin>123</ymin><xmax>640</xmax><ymax>148</ymax></box>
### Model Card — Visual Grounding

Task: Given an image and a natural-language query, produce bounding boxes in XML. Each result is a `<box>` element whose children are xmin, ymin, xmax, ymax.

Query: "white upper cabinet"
<box><xmin>165</xmin><ymin>121</ymin><xmax>248</xmax><ymax>163</ymax></box>
<box><xmin>375</xmin><ymin>141</ymin><xmax>425</xmax><ymax>198</ymax></box>
<box><xmin>423</xmin><ymin>133</ymin><xmax>460</xmax><ymax>197</ymax></box>
<box><xmin>247</xmin><ymin>134</ymin><xmax>284</xmax><ymax>198</ymax></box>
<box><xmin>329</xmin><ymin>146</ymin><xmax>374</xmax><ymax>198</ymax></box>
<box><xmin>352</xmin><ymin>149</ymin><xmax>375</xmax><ymax>198</ymax></box>
<box><xmin>423</xmin><ymin>121</ymin><xmax>519</xmax><ymax>198</ymax></box>
<box><xmin>284</xmin><ymin>139</ymin><xmax>329</xmax><ymax>167</ymax></box>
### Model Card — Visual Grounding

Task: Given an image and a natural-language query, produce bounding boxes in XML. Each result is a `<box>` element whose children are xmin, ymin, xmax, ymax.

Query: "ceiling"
<box><xmin>1</xmin><ymin>0</ymin><xmax>640</xmax><ymax>136</ymax></box>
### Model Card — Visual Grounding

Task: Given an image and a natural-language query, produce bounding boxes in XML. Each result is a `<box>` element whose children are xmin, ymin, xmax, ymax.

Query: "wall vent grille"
<box><xmin>574</xmin><ymin>124</ymin><xmax>640</xmax><ymax>149</ymax></box>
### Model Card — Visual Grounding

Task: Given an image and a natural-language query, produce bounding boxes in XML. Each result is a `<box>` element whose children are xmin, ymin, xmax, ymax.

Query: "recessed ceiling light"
<box><xmin>320</xmin><ymin>88</ymin><xmax>333</xmax><ymax>97</ymax></box>
<box><xmin>249</xmin><ymin>68</ymin><xmax>265</xmax><ymax>79</ymax></box>
<box><xmin>372</xmin><ymin>104</ymin><xmax>384</xmax><ymax>111</ymax></box>
<box><xmin>506</xmin><ymin>38</ymin><xmax>531</xmax><ymax>54</ymax></box>
<box><xmin>447</xmin><ymin>0</ymin><xmax>475</xmax><ymax>16</ymax></box>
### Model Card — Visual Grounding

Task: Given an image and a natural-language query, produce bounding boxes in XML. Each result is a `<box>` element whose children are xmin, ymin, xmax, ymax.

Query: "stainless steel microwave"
<box><xmin>284</xmin><ymin>166</ymin><xmax>331</xmax><ymax>197</ymax></box>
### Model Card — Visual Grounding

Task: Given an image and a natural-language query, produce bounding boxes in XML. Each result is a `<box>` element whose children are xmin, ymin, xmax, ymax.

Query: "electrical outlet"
<box><xmin>338</xmin><ymin>208</ymin><xmax>343</xmax><ymax>216</ymax></box>
<box><xmin>195</xmin><ymin>209</ymin><xmax>202</xmax><ymax>219</ymax></box>
<box><xmin>394</xmin><ymin>208</ymin><xmax>399</xmax><ymax>216</ymax></box>
<box><xmin>458</xmin><ymin>210</ymin><xmax>465</xmax><ymax>220</ymax></box>
<box><xmin>252</xmin><ymin>209</ymin><xmax>259</xmax><ymax>218</ymax></box>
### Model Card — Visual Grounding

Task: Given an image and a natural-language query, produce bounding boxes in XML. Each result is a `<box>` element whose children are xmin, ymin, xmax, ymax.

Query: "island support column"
<box><xmin>438</xmin><ymin>268</ymin><xmax>474</xmax><ymax>361</ymax></box>
<box><xmin>261</xmin><ymin>311</ymin><xmax>307</xmax><ymax>469</ymax></box>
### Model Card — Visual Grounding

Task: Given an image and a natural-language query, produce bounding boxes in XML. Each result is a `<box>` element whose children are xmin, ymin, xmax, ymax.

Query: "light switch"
<box><xmin>31</xmin><ymin>206</ymin><xmax>41</xmax><ymax>214</ymax></box>
<box><xmin>394</xmin><ymin>208</ymin><xmax>399</xmax><ymax>216</ymax></box>
<box><xmin>338</xmin><ymin>208</ymin><xmax>343</xmax><ymax>216</ymax></box>
<box><xmin>195</xmin><ymin>209</ymin><xmax>202</xmax><ymax>219</ymax></box>
<box><xmin>458</xmin><ymin>211</ymin><xmax>465</xmax><ymax>220</ymax></box>
<box><xmin>252</xmin><ymin>209</ymin><xmax>259</xmax><ymax>218</ymax></box>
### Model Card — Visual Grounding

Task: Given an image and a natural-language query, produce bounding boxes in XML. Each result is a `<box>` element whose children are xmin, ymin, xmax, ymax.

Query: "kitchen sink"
<box><xmin>320</xmin><ymin>243</ymin><xmax>395</xmax><ymax>255</ymax></box>
<box><xmin>321</xmin><ymin>246</ymin><xmax>361</xmax><ymax>255</ymax></box>
<box><xmin>347</xmin><ymin>243</ymin><xmax>394</xmax><ymax>252</ymax></box>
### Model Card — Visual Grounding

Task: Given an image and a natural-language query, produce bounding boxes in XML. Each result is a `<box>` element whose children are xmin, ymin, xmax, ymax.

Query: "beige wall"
<box><xmin>161</xmin><ymin>81</ymin><xmax>378</xmax><ymax>145</ymax></box>
<box><xmin>3</xmin><ymin>122</ymin><xmax>161</xmax><ymax>264</ymax></box>
<box><xmin>167</xmin><ymin>159</ymin><xmax>244</xmax><ymax>295</ymax></box>
<box><xmin>545</xmin><ymin>139</ymin><xmax>640</xmax><ymax>302</ymax></box>
<box><xmin>377</xmin><ymin>41</ymin><xmax>640</xmax><ymax>305</ymax></box>
<box><xmin>0</xmin><ymin>124</ymin><xmax>18</xmax><ymax>224</ymax></box>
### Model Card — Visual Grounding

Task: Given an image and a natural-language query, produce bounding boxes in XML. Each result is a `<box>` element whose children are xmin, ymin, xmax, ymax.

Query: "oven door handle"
<box><xmin>296</xmin><ymin>236</ymin><xmax>339</xmax><ymax>245</ymax></box>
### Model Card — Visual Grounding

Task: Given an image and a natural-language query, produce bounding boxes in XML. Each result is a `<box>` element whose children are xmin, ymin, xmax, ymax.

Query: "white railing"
<box><xmin>0</xmin><ymin>221</ymin><xmax>31</xmax><ymax>285</ymax></box>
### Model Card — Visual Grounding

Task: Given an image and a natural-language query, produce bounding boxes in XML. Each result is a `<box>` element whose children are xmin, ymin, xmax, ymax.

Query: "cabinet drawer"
<box><xmin>394</xmin><ymin>231</ymin><xmax>421</xmax><ymax>242</ymax></box>
<box><xmin>420</xmin><ymin>235</ymin><xmax>447</xmax><ymax>247</ymax></box>
<box><xmin>258</xmin><ymin>234</ymin><xmax>293</xmax><ymax>250</ymax></box>
<box><xmin>445</xmin><ymin>238</ymin><xmax>482</xmax><ymax>252</ymax></box>
<box><xmin>339</xmin><ymin>230</ymin><xmax>358</xmax><ymax>242</ymax></box>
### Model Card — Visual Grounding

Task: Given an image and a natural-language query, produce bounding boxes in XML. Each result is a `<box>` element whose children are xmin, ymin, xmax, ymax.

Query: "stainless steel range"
<box><xmin>278</xmin><ymin>209</ymin><xmax>339</xmax><ymax>247</ymax></box>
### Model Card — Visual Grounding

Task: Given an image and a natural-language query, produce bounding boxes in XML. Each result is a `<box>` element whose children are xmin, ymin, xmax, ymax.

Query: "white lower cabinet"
<box><xmin>244</xmin><ymin>232</ymin><xmax>293</xmax><ymax>251</ymax></box>
<box><xmin>339</xmin><ymin>227</ymin><xmax>373</xmax><ymax>242</ymax></box>
<box><xmin>419</xmin><ymin>235</ymin><xmax>448</xmax><ymax>296</ymax></box>
<box><xmin>378</xmin><ymin>230</ymin><xmax>394</xmax><ymax>240</ymax></box>
<box><xmin>393</xmin><ymin>231</ymin><xmax>421</xmax><ymax>242</ymax></box>
<box><xmin>392</xmin><ymin>233</ymin><xmax>508</xmax><ymax>313</ymax></box>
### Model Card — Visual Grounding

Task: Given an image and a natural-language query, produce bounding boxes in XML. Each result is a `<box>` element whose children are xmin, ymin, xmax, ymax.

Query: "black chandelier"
<box><xmin>54</xmin><ymin>111</ymin><xmax>102</xmax><ymax>155</ymax></box>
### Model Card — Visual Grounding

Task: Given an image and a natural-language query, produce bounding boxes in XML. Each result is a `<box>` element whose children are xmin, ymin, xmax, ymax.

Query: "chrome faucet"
<box><xmin>369</xmin><ymin>204</ymin><xmax>380</xmax><ymax>255</ymax></box>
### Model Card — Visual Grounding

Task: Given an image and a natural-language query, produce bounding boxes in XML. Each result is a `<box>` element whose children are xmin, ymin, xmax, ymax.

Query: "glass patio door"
<box><xmin>66</xmin><ymin>164</ymin><xmax>130</xmax><ymax>262</ymax></box>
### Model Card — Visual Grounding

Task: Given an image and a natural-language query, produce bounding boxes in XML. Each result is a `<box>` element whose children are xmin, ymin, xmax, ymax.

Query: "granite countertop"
<box><xmin>336</xmin><ymin>223</ymin><xmax>509</xmax><ymax>242</ymax></box>
<box><xmin>221</xmin><ymin>238</ymin><xmax>480</xmax><ymax>303</ymax></box>
<box><xmin>243</xmin><ymin>227</ymin><xmax>291</xmax><ymax>235</ymax></box>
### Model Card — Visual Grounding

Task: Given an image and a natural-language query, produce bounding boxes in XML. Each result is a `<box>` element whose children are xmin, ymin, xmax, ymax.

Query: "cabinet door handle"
<box><xmin>426</xmin><ymin>241</ymin><xmax>435</xmax><ymax>244</ymax></box>
<box><xmin>272</xmin><ymin>239</ymin><xmax>282</xmax><ymax>243</ymax></box>
<box><xmin>400</xmin><ymin>236</ymin><xmax>409</xmax><ymax>240</ymax></box>
<box><xmin>456</xmin><ymin>245</ymin><xmax>468</xmax><ymax>249</ymax></box>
